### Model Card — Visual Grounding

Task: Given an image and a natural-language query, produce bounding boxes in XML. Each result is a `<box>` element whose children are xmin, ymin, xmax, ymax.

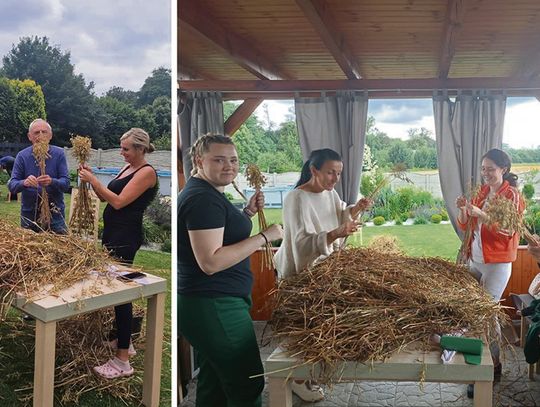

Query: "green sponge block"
<box><xmin>440</xmin><ymin>336</ymin><xmax>483</xmax><ymax>365</ymax></box>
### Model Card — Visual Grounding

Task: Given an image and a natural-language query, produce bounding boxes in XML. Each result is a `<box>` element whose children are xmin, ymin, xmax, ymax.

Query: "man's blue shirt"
<box><xmin>8</xmin><ymin>145</ymin><xmax>70</xmax><ymax>217</ymax></box>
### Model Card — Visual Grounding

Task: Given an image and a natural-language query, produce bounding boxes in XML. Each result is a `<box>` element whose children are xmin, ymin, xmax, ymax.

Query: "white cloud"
<box><xmin>0</xmin><ymin>0</ymin><xmax>170</xmax><ymax>95</ymax></box>
<box><xmin>503</xmin><ymin>100</ymin><xmax>540</xmax><ymax>148</ymax></box>
<box><xmin>261</xmin><ymin>98</ymin><xmax>540</xmax><ymax>149</ymax></box>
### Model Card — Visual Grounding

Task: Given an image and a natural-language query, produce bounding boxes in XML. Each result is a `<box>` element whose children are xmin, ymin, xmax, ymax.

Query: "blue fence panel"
<box><xmin>243</xmin><ymin>186</ymin><xmax>294</xmax><ymax>208</ymax></box>
<box><xmin>92</xmin><ymin>167</ymin><xmax>172</xmax><ymax>196</ymax></box>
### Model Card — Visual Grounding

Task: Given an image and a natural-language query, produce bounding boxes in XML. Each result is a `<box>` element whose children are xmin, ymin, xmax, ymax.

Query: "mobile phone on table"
<box><xmin>118</xmin><ymin>271</ymin><xmax>146</xmax><ymax>281</ymax></box>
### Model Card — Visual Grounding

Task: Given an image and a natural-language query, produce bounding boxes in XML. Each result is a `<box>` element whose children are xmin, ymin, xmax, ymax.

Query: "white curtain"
<box><xmin>432</xmin><ymin>92</ymin><xmax>506</xmax><ymax>236</ymax></box>
<box><xmin>295</xmin><ymin>91</ymin><xmax>369</xmax><ymax>204</ymax></box>
<box><xmin>178</xmin><ymin>91</ymin><xmax>224</xmax><ymax>178</ymax></box>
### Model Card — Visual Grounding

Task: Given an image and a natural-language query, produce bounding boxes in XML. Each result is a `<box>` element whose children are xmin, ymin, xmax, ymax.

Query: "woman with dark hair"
<box><xmin>178</xmin><ymin>134</ymin><xmax>282</xmax><ymax>406</ymax></box>
<box><xmin>274</xmin><ymin>148</ymin><xmax>371</xmax><ymax>401</ymax></box>
<box><xmin>455</xmin><ymin>148</ymin><xmax>524</xmax><ymax>396</ymax></box>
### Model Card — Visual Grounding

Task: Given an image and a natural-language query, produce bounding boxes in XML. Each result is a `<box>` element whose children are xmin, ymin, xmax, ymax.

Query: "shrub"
<box><xmin>372</xmin><ymin>206</ymin><xmax>391</xmax><ymax>220</ymax></box>
<box><xmin>393</xmin><ymin>216</ymin><xmax>403</xmax><ymax>226</ymax></box>
<box><xmin>400</xmin><ymin>212</ymin><xmax>409</xmax><ymax>222</ymax></box>
<box><xmin>373</xmin><ymin>216</ymin><xmax>386</xmax><ymax>226</ymax></box>
<box><xmin>431</xmin><ymin>214</ymin><xmax>442</xmax><ymax>224</ymax></box>
<box><xmin>440</xmin><ymin>209</ymin><xmax>449</xmax><ymax>221</ymax></box>
<box><xmin>523</xmin><ymin>184</ymin><xmax>535</xmax><ymax>200</ymax></box>
<box><xmin>0</xmin><ymin>171</ymin><xmax>9</xmax><ymax>184</ymax></box>
<box><xmin>142</xmin><ymin>217</ymin><xmax>166</xmax><ymax>244</ymax></box>
<box><xmin>145</xmin><ymin>194</ymin><xmax>171</xmax><ymax>227</ymax></box>
<box><xmin>161</xmin><ymin>239</ymin><xmax>171</xmax><ymax>252</ymax></box>
<box><xmin>413</xmin><ymin>216</ymin><xmax>428</xmax><ymax>225</ymax></box>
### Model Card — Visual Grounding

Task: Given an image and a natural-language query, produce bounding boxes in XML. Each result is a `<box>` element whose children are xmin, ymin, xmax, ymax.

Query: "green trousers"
<box><xmin>178</xmin><ymin>294</ymin><xmax>264</xmax><ymax>407</ymax></box>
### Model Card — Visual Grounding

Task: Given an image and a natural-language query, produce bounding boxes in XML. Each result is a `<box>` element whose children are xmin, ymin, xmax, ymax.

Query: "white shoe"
<box><xmin>103</xmin><ymin>339</ymin><xmax>137</xmax><ymax>356</ymax></box>
<box><xmin>291</xmin><ymin>380</ymin><xmax>325</xmax><ymax>402</ymax></box>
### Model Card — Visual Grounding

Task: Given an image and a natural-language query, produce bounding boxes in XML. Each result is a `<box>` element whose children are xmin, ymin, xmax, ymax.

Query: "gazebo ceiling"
<box><xmin>179</xmin><ymin>0</ymin><xmax>540</xmax><ymax>99</ymax></box>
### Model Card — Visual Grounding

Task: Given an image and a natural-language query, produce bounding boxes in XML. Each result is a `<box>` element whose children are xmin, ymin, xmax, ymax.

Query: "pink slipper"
<box><xmin>93</xmin><ymin>359</ymin><xmax>134</xmax><ymax>379</ymax></box>
<box><xmin>103</xmin><ymin>339</ymin><xmax>137</xmax><ymax>356</ymax></box>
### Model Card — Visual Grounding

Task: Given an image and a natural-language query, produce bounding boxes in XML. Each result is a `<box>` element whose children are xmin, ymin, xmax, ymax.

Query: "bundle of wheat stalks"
<box><xmin>0</xmin><ymin>219</ymin><xmax>113</xmax><ymax>319</ymax></box>
<box><xmin>69</xmin><ymin>135</ymin><xmax>95</xmax><ymax>237</ymax></box>
<box><xmin>32</xmin><ymin>140</ymin><xmax>52</xmax><ymax>230</ymax></box>
<box><xmin>3</xmin><ymin>307</ymin><xmax>145</xmax><ymax>405</ymax></box>
<box><xmin>270</xmin><ymin>246</ymin><xmax>506</xmax><ymax>382</ymax></box>
<box><xmin>245</xmin><ymin>164</ymin><xmax>274</xmax><ymax>269</ymax></box>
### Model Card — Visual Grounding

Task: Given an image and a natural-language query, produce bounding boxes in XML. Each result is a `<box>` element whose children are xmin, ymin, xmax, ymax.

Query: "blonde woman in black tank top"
<box><xmin>79</xmin><ymin>128</ymin><xmax>158</xmax><ymax>379</ymax></box>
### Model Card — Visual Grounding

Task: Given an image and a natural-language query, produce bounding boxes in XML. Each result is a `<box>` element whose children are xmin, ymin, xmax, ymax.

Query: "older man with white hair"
<box><xmin>8</xmin><ymin>119</ymin><xmax>70</xmax><ymax>233</ymax></box>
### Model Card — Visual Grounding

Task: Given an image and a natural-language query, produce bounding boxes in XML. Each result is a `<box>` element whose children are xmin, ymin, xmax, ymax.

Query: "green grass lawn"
<box><xmin>253</xmin><ymin>208</ymin><xmax>461</xmax><ymax>260</ymax></box>
<box><xmin>0</xmin><ymin>186</ymin><xmax>172</xmax><ymax>406</ymax></box>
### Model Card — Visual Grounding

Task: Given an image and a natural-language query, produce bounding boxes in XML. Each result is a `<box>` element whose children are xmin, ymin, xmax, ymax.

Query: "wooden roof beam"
<box><xmin>438</xmin><ymin>0</ymin><xmax>466</xmax><ymax>79</ymax></box>
<box><xmin>179</xmin><ymin>77</ymin><xmax>540</xmax><ymax>92</ymax></box>
<box><xmin>178</xmin><ymin>61</ymin><xmax>216</xmax><ymax>81</ymax></box>
<box><xmin>179</xmin><ymin>0</ymin><xmax>291</xmax><ymax>80</ymax></box>
<box><xmin>224</xmin><ymin>99</ymin><xmax>264</xmax><ymax>136</ymax></box>
<box><xmin>296</xmin><ymin>0</ymin><xmax>361</xmax><ymax>80</ymax></box>
<box><xmin>516</xmin><ymin>45</ymin><xmax>540</xmax><ymax>79</ymax></box>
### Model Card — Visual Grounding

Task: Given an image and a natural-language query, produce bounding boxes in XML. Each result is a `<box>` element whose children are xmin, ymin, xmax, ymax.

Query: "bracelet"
<box><xmin>243</xmin><ymin>207</ymin><xmax>255</xmax><ymax>217</ymax></box>
<box><xmin>259</xmin><ymin>232</ymin><xmax>269</xmax><ymax>245</ymax></box>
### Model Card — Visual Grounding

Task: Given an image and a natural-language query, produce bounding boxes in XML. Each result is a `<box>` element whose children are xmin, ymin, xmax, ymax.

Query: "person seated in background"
<box><xmin>0</xmin><ymin>155</ymin><xmax>15</xmax><ymax>176</ymax></box>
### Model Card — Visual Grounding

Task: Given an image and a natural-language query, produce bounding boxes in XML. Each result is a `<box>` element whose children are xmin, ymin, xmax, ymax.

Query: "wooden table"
<box><xmin>13</xmin><ymin>270</ymin><xmax>167</xmax><ymax>407</ymax></box>
<box><xmin>265</xmin><ymin>344</ymin><xmax>493</xmax><ymax>407</ymax></box>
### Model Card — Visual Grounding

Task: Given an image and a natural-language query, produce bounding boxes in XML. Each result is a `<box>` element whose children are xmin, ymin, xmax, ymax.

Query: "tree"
<box><xmin>97</xmin><ymin>96</ymin><xmax>139</xmax><ymax>148</ymax></box>
<box><xmin>11</xmin><ymin>79</ymin><xmax>47</xmax><ymax>142</ymax></box>
<box><xmin>150</xmin><ymin>96</ymin><xmax>171</xmax><ymax>138</ymax></box>
<box><xmin>2</xmin><ymin>36</ymin><xmax>96</xmax><ymax>146</ymax></box>
<box><xmin>105</xmin><ymin>86</ymin><xmax>138</xmax><ymax>106</ymax></box>
<box><xmin>0</xmin><ymin>78</ymin><xmax>46</xmax><ymax>142</ymax></box>
<box><xmin>0</xmin><ymin>77</ymin><xmax>17</xmax><ymax>142</ymax></box>
<box><xmin>413</xmin><ymin>147</ymin><xmax>438</xmax><ymax>169</ymax></box>
<box><xmin>138</xmin><ymin>67</ymin><xmax>171</xmax><ymax>106</ymax></box>
<box><xmin>387</xmin><ymin>140</ymin><xmax>414</xmax><ymax>168</ymax></box>
<box><xmin>406</xmin><ymin>128</ymin><xmax>436</xmax><ymax>150</ymax></box>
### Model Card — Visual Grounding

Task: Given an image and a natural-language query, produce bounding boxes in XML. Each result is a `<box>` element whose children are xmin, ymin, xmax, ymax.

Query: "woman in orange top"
<box><xmin>455</xmin><ymin>148</ymin><xmax>524</xmax><ymax>395</ymax></box>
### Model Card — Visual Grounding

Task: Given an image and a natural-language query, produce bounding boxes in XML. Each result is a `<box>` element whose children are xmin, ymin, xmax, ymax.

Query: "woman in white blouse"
<box><xmin>274</xmin><ymin>148</ymin><xmax>371</xmax><ymax>401</ymax></box>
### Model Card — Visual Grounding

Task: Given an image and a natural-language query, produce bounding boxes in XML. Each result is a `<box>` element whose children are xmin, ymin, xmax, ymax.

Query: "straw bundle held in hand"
<box><xmin>69</xmin><ymin>135</ymin><xmax>95</xmax><ymax>237</ymax></box>
<box><xmin>484</xmin><ymin>193</ymin><xmax>536</xmax><ymax>244</ymax></box>
<box><xmin>270</xmin><ymin>247</ymin><xmax>506</xmax><ymax>382</ymax></box>
<box><xmin>245</xmin><ymin>164</ymin><xmax>274</xmax><ymax>269</ymax></box>
<box><xmin>32</xmin><ymin>139</ymin><xmax>52</xmax><ymax>230</ymax></box>
<box><xmin>457</xmin><ymin>184</ymin><xmax>481</xmax><ymax>265</ymax></box>
<box><xmin>0</xmin><ymin>219</ymin><xmax>114</xmax><ymax>319</ymax></box>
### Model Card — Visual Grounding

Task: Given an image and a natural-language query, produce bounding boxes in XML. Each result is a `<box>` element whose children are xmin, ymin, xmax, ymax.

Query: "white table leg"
<box><xmin>34</xmin><ymin>320</ymin><xmax>56</xmax><ymax>407</ymax></box>
<box><xmin>473</xmin><ymin>381</ymin><xmax>492</xmax><ymax>407</ymax></box>
<box><xmin>142</xmin><ymin>292</ymin><xmax>166</xmax><ymax>407</ymax></box>
<box><xmin>268</xmin><ymin>377</ymin><xmax>292</xmax><ymax>407</ymax></box>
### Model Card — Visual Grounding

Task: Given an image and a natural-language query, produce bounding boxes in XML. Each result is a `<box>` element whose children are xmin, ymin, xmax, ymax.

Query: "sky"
<box><xmin>0</xmin><ymin>0</ymin><xmax>171</xmax><ymax>95</ymax></box>
<box><xmin>256</xmin><ymin>97</ymin><xmax>540</xmax><ymax>149</ymax></box>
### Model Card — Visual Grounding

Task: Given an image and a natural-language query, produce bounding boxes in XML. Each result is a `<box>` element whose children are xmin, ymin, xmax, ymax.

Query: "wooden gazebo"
<box><xmin>179</xmin><ymin>0</ymin><xmax>540</xmax><ymax>109</ymax></box>
<box><xmin>177</xmin><ymin>0</ymin><xmax>540</xmax><ymax>397</ymax></box>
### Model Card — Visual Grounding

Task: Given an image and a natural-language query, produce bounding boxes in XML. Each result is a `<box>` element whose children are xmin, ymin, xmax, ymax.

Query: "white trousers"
<box><xmin>468</xmin><ymin>261</ymin><xmax>512</xmax><ymax>302</ymax></box>
<box><xmin>468</xmin><ymin>260</ymin><xmax>512</xmax><ymax>364</ymax></box>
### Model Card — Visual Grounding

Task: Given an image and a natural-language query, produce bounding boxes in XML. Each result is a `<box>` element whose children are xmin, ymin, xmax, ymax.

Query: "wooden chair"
<box><xmin>510</xmin><ymin>292</ymin><xmax>540</xmax><ymax>380</ymax></box>
<box><xmin>68</xmin><ymin>188</ymin><xmax>101</xmax><ymax>240</ymax></box>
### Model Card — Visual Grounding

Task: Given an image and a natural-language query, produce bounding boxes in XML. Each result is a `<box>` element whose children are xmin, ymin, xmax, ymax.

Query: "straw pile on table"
<box><xmin>0</xmin><ymin>219</ymin><xmax>113</xmax><ymax>319</ymax></box>
<box><xmin>270</xmin><ymin>247</ymin><xmax>506</xmax><ymax>382</ymax></box>
<box><xmin>3</xmin><ymin>307</ymin><xmax>146</xmax><ymax>405</ymax></box>
<box><xmin>245</xmin><ymin>163</ymin><xmax>274</xmax><ymax>269</ymax></box>
<box><xmin>69</xmin><ymin>135</ymin><xmax>95</xmax><ymax>238</ymax></box>
<box><xmin>32</xmin><ymin>139</ymin><xmax>52</xmax><ymax>230</ymax></box>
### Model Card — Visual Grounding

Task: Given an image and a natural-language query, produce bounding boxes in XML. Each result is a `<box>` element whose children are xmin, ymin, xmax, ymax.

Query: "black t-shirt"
<box><xmin>178</xmin><ymin>176</ymin><xmax>253</xmax><ymax>297</ymax></box>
